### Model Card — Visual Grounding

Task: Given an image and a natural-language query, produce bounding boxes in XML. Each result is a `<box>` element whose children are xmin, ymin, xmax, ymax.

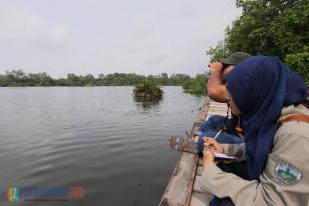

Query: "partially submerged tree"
<box><xmin>133</xmin><ymin>80</ymin><xmax>164</xmax><ymax>101</ymax></box>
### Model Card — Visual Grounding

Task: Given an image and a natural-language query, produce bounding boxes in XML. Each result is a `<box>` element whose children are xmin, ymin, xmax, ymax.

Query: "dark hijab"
<box><xmin>226</xmin><ymin>55</ymin><xmax>307</xmax><ymax>180</ymax></box>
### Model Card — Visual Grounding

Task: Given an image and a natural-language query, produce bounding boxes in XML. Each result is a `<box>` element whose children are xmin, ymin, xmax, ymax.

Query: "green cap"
<box><xmin>219</xmin><ymin>52</ymin><xmax>251</xmax><ymax>65</ymax></box>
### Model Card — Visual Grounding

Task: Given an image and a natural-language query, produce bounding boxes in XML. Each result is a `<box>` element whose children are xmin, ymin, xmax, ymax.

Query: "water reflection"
<box><xmin>133</xmin><ymin>98</ymin><xmax>162</xmax><ymax>110</ymax></box>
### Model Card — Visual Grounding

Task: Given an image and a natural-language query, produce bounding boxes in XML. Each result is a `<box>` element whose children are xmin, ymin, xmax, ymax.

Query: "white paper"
<box><xmin>214</xmin><ymin>152</ymin><xmax>237</xmax><ymax>159</ymax></box>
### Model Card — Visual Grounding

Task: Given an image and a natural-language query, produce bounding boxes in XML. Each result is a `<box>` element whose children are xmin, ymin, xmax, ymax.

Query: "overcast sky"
<box><xmin>0</xmin><ymin>0</ymin><xmax>241</xmax><ymax>77</ymax></box>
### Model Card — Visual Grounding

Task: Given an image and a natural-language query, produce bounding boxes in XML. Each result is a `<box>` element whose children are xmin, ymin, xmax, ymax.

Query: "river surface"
<box><xmin>0</xmin><ymin>86</ymin><xmax>205</xmax><ymax>206</ymax></box>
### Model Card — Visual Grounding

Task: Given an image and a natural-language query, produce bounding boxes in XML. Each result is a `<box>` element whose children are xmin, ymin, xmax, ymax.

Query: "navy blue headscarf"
<box><xmin>226</xmin><ymin>55</ymin><xmax>307</xmax><ymax>180</ymax></box>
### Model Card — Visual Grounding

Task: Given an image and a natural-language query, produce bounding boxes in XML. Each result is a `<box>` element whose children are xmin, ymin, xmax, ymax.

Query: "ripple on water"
<box><xmin>0</xmin><ymin>87</ymin><xmax>204</xmax><ymax>206</ymax></box>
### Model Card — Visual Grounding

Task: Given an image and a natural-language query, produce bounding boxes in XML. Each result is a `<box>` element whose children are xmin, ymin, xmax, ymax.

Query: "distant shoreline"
<box><xmin>0</xmin><ymin>70</ymin><xmax>193</xmax><ymax>87</ymax></box>
<box><xmin>0</xmin><ymin>85</ymin><xmax>182</xmax><ymax>87</ymax></box>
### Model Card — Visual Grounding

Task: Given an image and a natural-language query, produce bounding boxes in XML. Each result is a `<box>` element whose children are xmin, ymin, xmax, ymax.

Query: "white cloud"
<box><xmin>0</xmin><ymin>0</ymin><xmax>241</xmax><ymax>77</ymax></box>
<box><xmin>0</xmin><ymin>8</ymin><xmax>69</xmax><ymax>48</ymax></box>
<box><xmin>94</xmin><ymin>0</ymin><xmax>241</xmax><ymax>76</ymax></box>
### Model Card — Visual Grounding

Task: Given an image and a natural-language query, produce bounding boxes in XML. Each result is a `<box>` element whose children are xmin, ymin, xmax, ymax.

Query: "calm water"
<box><xmin>0</xmin><ymin>87</ymin><xmax>205</xmax><ymax>206</ymax></box>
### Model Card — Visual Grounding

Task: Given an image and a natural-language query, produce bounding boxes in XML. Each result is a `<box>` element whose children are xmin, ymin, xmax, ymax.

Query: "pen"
<box><xmin>204</xmin><ymin>129</ymin><xmax>222</xmax><ymax>151</ymax></box>
<box><xmin>213</xmin><ymin>129</ymin><xmax>222</xmax><ymax>140</ymax></box>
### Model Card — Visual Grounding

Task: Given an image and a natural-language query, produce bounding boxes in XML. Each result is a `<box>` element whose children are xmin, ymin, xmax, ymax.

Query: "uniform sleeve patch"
<box><xmin>275</xmin><ymin>162</ymin><xmax>302</xmax><ymax>185</ymax></box>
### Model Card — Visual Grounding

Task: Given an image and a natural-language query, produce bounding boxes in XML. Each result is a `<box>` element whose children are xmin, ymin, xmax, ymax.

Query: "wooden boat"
<box><xmin>159</xmin><ymin>97</ymin><xmax>228</xmax><ymax>206</ymax></box>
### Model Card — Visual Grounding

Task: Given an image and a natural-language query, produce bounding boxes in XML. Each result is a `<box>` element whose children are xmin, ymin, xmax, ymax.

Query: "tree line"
<box><xmin>0</xmin><ymin>70</ymin><xmax>194</xmax><ymax>87</ymax></box>
<box><xmin>207</xmin><ymin>0</ymin><xmax>308</xmax><ymax>85</ymax></box>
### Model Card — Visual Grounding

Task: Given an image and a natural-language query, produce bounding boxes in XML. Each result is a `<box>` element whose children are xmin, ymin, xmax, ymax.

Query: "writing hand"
<box><xmin>203</xmin><ymin>137</ymin><xmax>224</xmax><ymax>153</ymax></box>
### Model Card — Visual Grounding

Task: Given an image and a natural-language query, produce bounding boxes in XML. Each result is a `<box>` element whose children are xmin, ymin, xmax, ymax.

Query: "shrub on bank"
<box><xmin>182</xmin><ymin>74</ymin><xmax>207</xmax><ymax>95</ymax></box>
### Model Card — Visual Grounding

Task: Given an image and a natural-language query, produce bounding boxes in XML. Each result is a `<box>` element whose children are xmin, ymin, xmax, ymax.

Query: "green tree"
<box><xmin>81</xmin><ymin>74</ymin><xmax>96</xmax><ymax>86</ymax></box>
<box><xmin>169</xmin><ymin>74</ymin><xmax>191</xmax><ymax>86</ymax></box>
<box><xmin>284</xmin><ymin>52</ymin><xmax>309</xmax><ymax>86</ymax></box>
<box><xmin>207</xmin><ymin>0</ymin><xmax>309</xmax><ymax>84</ymax></box>
<box><xmin>182</xmin><ymin>74</ymin><xmax>207</xmax><ymax>95</ymax></box>
<box><xmin>2</xmin><ymin>70</ymin><xmax>28</xmax><ymax>86</ymax></box>
<box><xmin>160</xmin><ymin>73</ymin><xmax>169</xmax><ymax>85</ymax></box>
<box><xmin>207</xmin><ymin>40</ymin><xmax>229</xmax><ymax>62</ymax></box>
<box><xmin>67</xmin><ymin>73</ymin><xmax>82</xmax><ymax>86</ymax></box>
<box><xmin>28</xmin><ymin>72</ymin><xmax>54</xmax><ymax>86</ymax></box>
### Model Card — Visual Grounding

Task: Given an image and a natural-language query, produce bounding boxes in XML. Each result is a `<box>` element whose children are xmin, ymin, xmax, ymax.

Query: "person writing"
<box><xmin>196</xmin><ymin>55</ymin><xmax>309</xmax><ymax>206</ymax></box>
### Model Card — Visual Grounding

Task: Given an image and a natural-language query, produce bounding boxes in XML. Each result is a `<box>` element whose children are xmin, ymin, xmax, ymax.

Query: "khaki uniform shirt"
<box><xmin>195</xmin><ymin>104</ymin><xmax>309</xmax><ymax>206</ymax></box>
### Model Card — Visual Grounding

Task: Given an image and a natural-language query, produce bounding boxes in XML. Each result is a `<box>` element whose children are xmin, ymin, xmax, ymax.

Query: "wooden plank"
<box><xmin>208</xmin><ymin>108</ymin><xmax>226</xmax><ymax>112</ymax></box>
<box><xmin>208</xmin><ymin>108</ymin><xmax>227</xmax><ymax>112</ymax></box>
<box><xmin>208</xmin><ymin>104</ymin><xmax>227</xmax><ymax>107</ymax></box>
<box><xmin>159</xmin><ymin>98</ymin><xmax>229</xmax><ymax>206</ymax></box>
<box><xmin>190</xmin><ymin>102</ymin><xmax>227</xmax><ymax>206</ymax></box>
<box><xmin>159</xmin><ymin>98</ymin><xmax>210</xmax><ymax>206</ymax></box>
<box><xmin>209</xmin><ymin>105</ymin><xmax>225</xmax><ymax>108</ymax></box>
<box><xmin>208</xmin><ymin>109</ymin><xmax>226</xmax><ymax>112</ymax></box>
<box><xmin>196</xmin><ymin>111</ymin><xmax>208</xmax><ymax>122</ymax></box>
<box><xmin>205</xmin><ymin>112</ymin><xmax>227</xmax><ymax>117</ymax></box>
<box><xmin>209</xmin><ymin>102</ymin><xmax>227</xmax><ymax>106</ymax></box>
<box><xmin>208</xmin><ymin>105</ymin><xmax>226</xmax><ymax>109</ymax></box>
<box><xmin>159</xmin><ymin>153</ymin><xmax>199</xmax><ymax>206</ymax></box>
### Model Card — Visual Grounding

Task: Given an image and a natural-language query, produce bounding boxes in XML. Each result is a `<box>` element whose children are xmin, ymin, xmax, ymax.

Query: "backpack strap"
<box><xmin>279</xmin><ymin>114</ymin><xmax>309</xmax><ymax>127</ymax></box>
